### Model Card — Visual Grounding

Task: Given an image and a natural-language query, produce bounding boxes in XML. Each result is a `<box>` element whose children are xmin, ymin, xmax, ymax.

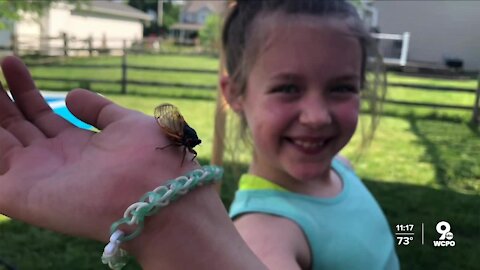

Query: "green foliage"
<box><xmin>199</xmin><ymin>14</ymin><xmax>222</xmax><ymax>53</ymax></box>
<box><xmin>349</xmin><ymin>0</ymin><xmax>362</xmax><ymax>8</ymax></box>
<box><xmin>162</xmin><ymin>1</ymin><xmax>180</xmax><ymax>30</ymax></box>
<box><xmin>0</xmin><ymin>0</ymin><xmax>87</xmax><ymax>29</ymax></box>
<box><xmin>128</xmin><ymin>0</ymin><xmax>180</xmax><ymax>35</ymax></box>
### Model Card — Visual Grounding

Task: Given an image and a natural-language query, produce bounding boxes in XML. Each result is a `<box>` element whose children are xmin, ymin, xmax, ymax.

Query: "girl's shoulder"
<box><xmin>334</xmin><ymin>155</ymin><xmax>354</xmax><ymax>171</ymax></box>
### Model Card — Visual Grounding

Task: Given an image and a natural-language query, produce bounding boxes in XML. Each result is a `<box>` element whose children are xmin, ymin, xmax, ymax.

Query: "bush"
<box><xmin>199</xmin><ymin>14</ymin><xmax>222</xmax><ymax>54</ymax></box>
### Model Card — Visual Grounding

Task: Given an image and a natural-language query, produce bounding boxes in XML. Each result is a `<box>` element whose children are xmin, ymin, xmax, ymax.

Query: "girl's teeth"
<box><xmin>292</xmin><ymin>140</ymin><xmax>324</xmax><ymax>149</ymax></box>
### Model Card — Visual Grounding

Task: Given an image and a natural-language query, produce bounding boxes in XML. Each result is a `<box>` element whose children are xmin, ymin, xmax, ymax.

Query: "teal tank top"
<box><xmin>229</xmin><ymin>159</ymin><xmax>400</xmax><ymax>270</ymax></box>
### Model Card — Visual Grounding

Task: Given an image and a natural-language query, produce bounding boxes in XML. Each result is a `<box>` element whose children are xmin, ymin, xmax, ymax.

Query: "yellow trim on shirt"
<box><xmin>238</xmin><ymin>174</ymin><xmax>288</xmax><ymax>192</ymax></box>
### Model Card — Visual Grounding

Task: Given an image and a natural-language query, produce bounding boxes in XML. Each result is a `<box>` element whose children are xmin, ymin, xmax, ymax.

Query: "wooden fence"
<box><xmin>25</xmin><ymin>52</ymin><xmax>218</xmax><ymax>95</ymax></box>
<box><xmin>0</xmin><ymin>33</ymin><xmax>206</xmax><ymax>57</ymax></box>
<box><xmin>1</xmin><ymin>41</ymin><xmax>479</xmax><ymax>124</ymax></box>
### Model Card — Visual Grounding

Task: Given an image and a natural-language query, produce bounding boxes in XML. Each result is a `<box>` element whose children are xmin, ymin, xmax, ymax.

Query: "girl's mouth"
<box><xmin>285</xmin><ymin>137</ymin><xmax>330</xmax><ymax>155</ymax></box>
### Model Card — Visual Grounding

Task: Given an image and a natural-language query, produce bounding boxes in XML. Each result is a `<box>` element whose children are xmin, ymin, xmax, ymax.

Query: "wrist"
<box><xmin>124</xmin><ymin>184</ymin><xmax>266</xmax><ymax>270</ymax></box>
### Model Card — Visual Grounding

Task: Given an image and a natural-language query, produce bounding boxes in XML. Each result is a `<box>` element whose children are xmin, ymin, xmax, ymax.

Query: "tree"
<box><xmin>0</xmin><ymin>0</ymin><xmax>86</xmax><ymax>29</ymax></box>
<box><xmin>199</xmin><ymin>14</ymin><xmax>222</xmax><ymax>53</ymax></box>
<box><xmin>128</xmin><ymin>0</ymin><xmax>180</xmax><ymax>36</ymax></box>
<box><xmin>162</xmin><ymin>1</ymin><xmax>180</xmax><ymax>30</ymax></box>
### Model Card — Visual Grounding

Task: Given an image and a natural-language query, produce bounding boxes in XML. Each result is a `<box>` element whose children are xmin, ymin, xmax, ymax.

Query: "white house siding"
<box><xmin>14</xmin><ymin>12</ymin><xmax>42</xmax><ymax>52</ymax></box>
<box><xmin>1</xmin><ymin>3</ymin><xmax>144</xmax><ymax>56</ymax></box>
<box><xmin>375</xmin><ymin>0</ymin><xmax>480</xmax><ymax>70</ymax></box>
<box><xmin>48</xmin><ymin>5</ymin><xmax>143</xmax><ymax>54</ymax></box>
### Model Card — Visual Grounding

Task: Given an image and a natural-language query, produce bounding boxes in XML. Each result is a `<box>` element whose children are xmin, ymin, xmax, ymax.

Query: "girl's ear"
<box><xmin>220</xmin><ymin>75</ymin><xmax>243</xmax><ymax>113</ymax></box>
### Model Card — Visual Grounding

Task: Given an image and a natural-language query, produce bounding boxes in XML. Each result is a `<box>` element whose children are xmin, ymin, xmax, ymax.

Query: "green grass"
<box><xmin>1</xmin><ymin>54</ymin><xmax>479</xmax><ymax>269</ymax></box>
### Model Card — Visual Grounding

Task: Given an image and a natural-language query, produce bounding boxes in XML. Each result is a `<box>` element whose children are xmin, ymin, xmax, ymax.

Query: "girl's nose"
<box><xmin>299</xmin><ymin>98</ymin><xmax>332</xmax><ymax>128</ymax></box>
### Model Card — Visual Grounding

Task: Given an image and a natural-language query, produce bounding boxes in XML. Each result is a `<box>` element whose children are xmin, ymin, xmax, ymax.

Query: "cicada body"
<box><xmin>154</xmin><ymin>103</ymin><xmax>201</xmax><ymax>165</ymax></box>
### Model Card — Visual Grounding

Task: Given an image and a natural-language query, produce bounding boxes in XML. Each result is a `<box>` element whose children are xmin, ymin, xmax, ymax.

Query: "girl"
<box><xmin>220</xmin><ymin>0</ymin><xmax>399</xmax><ymax>269</ymax></box>
<box><xmin>0</xmin><ymin>0</ymin><xmax>397</xmax><ymax>269</ymax></box>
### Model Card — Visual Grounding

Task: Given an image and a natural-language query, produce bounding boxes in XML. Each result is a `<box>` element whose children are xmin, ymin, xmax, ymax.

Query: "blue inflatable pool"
<box><xmin>43</xmin><ymin>92</ymin><xmax>92</xmax><ymax>130</ymax></box>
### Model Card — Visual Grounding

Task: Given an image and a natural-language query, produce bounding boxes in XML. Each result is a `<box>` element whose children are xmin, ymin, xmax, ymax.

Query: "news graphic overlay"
<box><xmin>433</xmin><ymin>221</ymin><xmax>455</xmax><ymax>247</ymax></box>
<box><xmin>395</xmin><ymin>224</ymin><xmax>415</xmax><ymax>246</ymax></box>
<box><xmin>394</xmin><ymin>221</ymin><xmax>457</xmax><ymax>247</ymax></box>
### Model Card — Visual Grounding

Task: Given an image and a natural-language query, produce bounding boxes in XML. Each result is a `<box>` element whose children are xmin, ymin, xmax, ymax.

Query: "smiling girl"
<box><xmin>0</xmin><ymin>0</ymin><xmax>398</xmax><ymax>269</ymax></box>
<box><xmin>221</xmin><ymin>1</ymin><xmax>399</xmax><ymax>269</ymax></box>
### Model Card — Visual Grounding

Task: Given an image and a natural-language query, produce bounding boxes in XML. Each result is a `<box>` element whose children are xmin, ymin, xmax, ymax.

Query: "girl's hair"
<box><xmin>221</xmin><ymin>0</ymin><xmax>386</xmax><ymax>156</ymax></box>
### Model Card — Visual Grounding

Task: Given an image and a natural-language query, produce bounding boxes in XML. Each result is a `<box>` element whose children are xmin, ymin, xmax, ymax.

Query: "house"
<box><xmin>170</xmin><ymin>0</ymin><xmax>227</xmax><ymax>45</ymax></box>
<box><xmin>0</xmin><ymin>0</ymin><xmax>151</xmax><ymax>56</ymax></box>
<box><xmin>368</xmin><ymin>0</ymin><xmax>480</xmax><ymax>71</ymax></box>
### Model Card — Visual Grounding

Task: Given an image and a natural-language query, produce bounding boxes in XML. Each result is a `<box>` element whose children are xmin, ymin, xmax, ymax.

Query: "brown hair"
<box><xmin>221</xmin><ymin>0</ymin><xmax>386</xmax><ymax>155</ymax></box>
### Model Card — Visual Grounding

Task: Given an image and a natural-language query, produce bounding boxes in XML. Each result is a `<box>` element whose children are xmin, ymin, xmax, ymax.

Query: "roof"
<box><xmin>183</xmin><ymin>0</ymin><xmax>227</xmax><ymax>14</ymax></box>
<box><xmin>78</xmin><ymin>1</ymin><xmax>151</xmax><ymax>21</ymax></box>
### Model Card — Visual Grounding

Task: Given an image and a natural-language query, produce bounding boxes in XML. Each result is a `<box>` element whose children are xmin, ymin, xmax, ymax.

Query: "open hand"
<box><xmin>0</xmin><ymin>56</ymin><xmax>199</xmax><ymax>243</ymax></box>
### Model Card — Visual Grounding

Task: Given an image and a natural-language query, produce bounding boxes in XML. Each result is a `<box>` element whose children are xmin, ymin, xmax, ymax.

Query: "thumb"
<box><xmin>66</xmin><ymin>89</ymin><xmax>134</xmax><ymax>130</ymax></box>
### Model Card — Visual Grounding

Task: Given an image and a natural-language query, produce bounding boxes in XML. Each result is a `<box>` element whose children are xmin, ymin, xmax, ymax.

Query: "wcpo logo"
<box><xmin>433</xmin><ymin>221</ymin><xmax>455</xmax><ymax>247</ymax></box>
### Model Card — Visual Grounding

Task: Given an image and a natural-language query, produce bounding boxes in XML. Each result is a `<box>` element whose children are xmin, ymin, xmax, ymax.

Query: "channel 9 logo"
<box><xmin>433</xmin><ymin>221</ymin><xmax>455</xmax><ymax>247</ymax></box>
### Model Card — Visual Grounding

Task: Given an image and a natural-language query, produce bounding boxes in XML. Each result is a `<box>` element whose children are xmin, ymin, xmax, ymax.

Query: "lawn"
<box><xmin>0</xmin><ymin>54</ymin><xmax>479</xmax><ymax>270</ymax></box>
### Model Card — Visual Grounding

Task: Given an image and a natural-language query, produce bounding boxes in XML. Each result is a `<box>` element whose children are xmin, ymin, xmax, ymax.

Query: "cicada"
<box><xmin>154</xmin><ymin>103</ymin><xmax>201</xmax><ymax>165</ymax></box>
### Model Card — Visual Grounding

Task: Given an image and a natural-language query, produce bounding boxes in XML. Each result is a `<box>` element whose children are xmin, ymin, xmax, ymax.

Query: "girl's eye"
<box><xmin>271</xmin><ymin>84</ymin><xmax>300</xmax><ymax>94</ymax></box>
<box><xmin>331</xmin><ymin>85</ymin><xmax>359</xmax><ymax>94</ymax></box>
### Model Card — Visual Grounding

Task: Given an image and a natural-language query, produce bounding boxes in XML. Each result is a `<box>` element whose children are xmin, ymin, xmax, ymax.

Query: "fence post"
<box><xmin>472</xmin><ymin>72</ymin><xmax>480</xmax><ymax>124</ymax></box>
<box><xmin>62</xmin><ymin>33</ymin><xmax>69</xmax><ymax>56</ymax></box>
<box><xmin>10</xmin><ymin>33</ymin><xmax>18</xmax><ymax>55</ymax></box>
<box><xmin>400</xmin><ymin>32</ymin><xmax>410</xmax><ymax>66</ymax></box>
<box><xmin>121</xmin><ymin>40</ymin><xmax>127</xmax><ymax>94</ymax></box>
<box><xmin>88</xmin><ymin>35</ymin><xmax>93</xmax><ymax>56</ymax></box>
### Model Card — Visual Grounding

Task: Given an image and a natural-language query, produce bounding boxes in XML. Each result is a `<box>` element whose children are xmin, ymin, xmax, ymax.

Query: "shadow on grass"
<box><xmin>467</xmin><ymin>121</ymin><xmax>480</xmax><ymax>136</ymax></box>
<box><xmin>407</xmin><ymin>115</ymin><xmax>480</xmax><ymax>192</ymax></box>
<box><xmin>359</xmin><ymin>106</ymin><xmax>479</xmax><ymax>193</ymax></box>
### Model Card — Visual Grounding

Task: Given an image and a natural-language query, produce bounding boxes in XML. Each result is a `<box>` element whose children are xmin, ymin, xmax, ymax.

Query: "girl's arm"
<box><xmin>0</xmin><ymin>56</ymin><xmax>266</xmax><ymax>270</ymax></box>
<box><xmin>234</xmin><ymin>213</ymin><xmax>311</xmax><ymax>270</ymax></box>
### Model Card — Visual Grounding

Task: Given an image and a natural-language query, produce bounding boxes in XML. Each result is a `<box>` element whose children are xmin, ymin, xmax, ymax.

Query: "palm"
<box><xmin>0</xmin><ymin>56</ymin><xmax>198</xmax><ymax>242</ymax></box>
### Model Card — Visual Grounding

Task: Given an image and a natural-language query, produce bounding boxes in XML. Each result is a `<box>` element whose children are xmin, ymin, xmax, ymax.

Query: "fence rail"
<box><xmin>381</xmin><ymin>98</ymin><xmax>473</xmax><ymax>111</ymax></box>
<box><xmin>388</xmin><ymin>83</ymin><xmax>476</xmax><ymax>93</ymax></box>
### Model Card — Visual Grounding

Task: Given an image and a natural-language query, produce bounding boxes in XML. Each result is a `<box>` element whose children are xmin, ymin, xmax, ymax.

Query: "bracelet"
<box><xmin>101</xmin><ymin>165</ymin><xmax>224</xmax><ymax>270</ymax></box>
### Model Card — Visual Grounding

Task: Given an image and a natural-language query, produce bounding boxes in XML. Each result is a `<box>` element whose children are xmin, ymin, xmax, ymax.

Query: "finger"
<box><xmin>0</xmin><ymin>81</ymin><xmax>46</xmax><ymax>145</ymax></box>
<box><xmin>66</xmin><ymin>89</ymin><xmax>134</xmax><ymax>130</ymax></box>
<box><xmin>1</xmin><ymin>56</ymin><xmax>73</xmax><ymax>137</ymax></box>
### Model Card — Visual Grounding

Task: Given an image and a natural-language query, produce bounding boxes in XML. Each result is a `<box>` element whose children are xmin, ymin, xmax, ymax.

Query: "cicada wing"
<box><xmin>154</xmin><ymin>103</ymin><xmax>185</xmax><ymax>137</ymax></box>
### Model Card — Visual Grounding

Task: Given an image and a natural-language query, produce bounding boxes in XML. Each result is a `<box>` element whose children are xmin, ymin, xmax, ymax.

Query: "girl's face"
<box><xmin>239</xmin><ymin>15</ymin><xmax>362</xmax><ymax>185</ymax></box>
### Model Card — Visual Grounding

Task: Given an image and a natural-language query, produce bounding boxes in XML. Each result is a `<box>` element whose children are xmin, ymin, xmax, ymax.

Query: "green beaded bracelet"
<box><xmin>101</xmin><ymin>165</ymin><xmax>224</xmax><ymax>269</ymax></box>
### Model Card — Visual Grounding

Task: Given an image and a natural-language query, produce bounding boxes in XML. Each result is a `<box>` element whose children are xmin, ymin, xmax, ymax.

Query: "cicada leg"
<box><xmin>188</xmin><ymin>148</ymin><xmax>198</xmax><ymax>161</ymax></box>
<box><xmin>156</xmin><ymin>143</ymin><xmax>178</xmax><ymax>150</ymax></box>
<box><xmin>180</xmin><ymin>146</ymin><xmax>187</xmax><ymax>167</ymax></box>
